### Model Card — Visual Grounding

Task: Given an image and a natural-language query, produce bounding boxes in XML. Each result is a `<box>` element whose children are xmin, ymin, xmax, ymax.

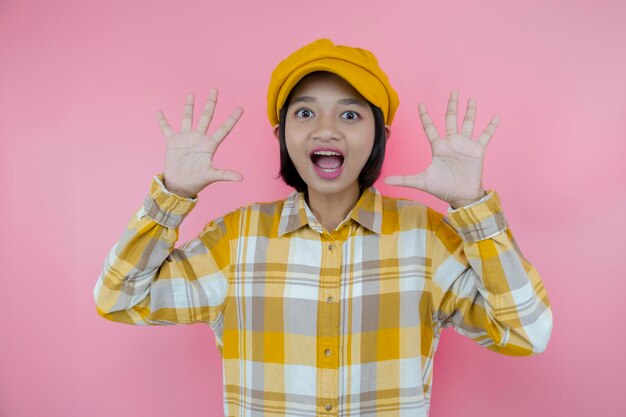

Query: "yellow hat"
<box><xmin>267</xmin><ymin>38</ymin><xmax>399</xmax><ymax>127</ymax></box>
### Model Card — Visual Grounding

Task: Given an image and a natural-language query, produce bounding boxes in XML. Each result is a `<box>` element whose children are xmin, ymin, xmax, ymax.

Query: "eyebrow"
<box><xmin>290</xmin><ymin>96</ymin><xmax>368</xmax><ymax>107</ymax></box>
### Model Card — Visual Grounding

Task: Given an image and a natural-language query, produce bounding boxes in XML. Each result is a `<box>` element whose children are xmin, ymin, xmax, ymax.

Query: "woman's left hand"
<box><xmin>384</xmin><ymin>90</ymin><xmax>500</xmax><ymax>209</ymax></box>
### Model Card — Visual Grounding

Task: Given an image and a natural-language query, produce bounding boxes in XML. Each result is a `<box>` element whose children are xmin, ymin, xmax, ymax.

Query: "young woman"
<box><xmin>94</xmin><ymin>38</ymin><xmax>552</xmax><ymax>417</ymax></box>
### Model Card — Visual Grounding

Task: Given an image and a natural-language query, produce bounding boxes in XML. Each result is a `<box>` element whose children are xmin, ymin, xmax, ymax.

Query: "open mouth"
<box><xmin>310</xmin><ymin>150</ymin><xmax>344</xmax><ymax>172</ymax></box>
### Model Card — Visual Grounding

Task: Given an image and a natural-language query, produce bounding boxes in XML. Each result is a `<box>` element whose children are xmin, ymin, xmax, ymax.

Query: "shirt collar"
<box><xmin>278</xmin><ymin>186</ymin><xmax>382</xmax><ymax>236</ymax></box>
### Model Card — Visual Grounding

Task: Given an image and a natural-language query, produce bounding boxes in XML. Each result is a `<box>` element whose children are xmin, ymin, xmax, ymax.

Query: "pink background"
<box><xmin>1</xmin><ymin>0</ymin><xmax>624</xmax><ymax>416</ymax></box>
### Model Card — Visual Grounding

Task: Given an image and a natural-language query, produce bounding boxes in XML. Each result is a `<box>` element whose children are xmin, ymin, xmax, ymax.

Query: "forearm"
<box><xmin>432</xmin><ymin>190</ymin><xmax>553</xmax><ymax>355</ymax></box>
<box><xmin>93</xmin><ymin>174</ymin><xmax>199</xmax><ymax>324</ymax></box>
<box><xmin>461</xmin><ymin>228</ymin><xmax>553</xmax><ymax>354</ymax></box>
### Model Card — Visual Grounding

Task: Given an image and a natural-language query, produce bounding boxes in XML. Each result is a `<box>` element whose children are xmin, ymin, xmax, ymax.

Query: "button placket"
<box><xmin>318</xmin><ymin>238</ymin><xmax>340</xmax><ymax>415</ymax></box>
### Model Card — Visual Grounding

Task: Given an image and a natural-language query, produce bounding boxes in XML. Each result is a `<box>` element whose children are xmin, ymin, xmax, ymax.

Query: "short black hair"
<box><xmin>276</xmin><ymin>75</ymin><xmax>387</xmax><ymax>194</ymax></box>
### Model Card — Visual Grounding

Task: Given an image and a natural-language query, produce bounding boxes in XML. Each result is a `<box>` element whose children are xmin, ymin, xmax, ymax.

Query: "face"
<box><xmin>276</xmin><ymin>72</ymin><xmax>378</xmax><ymax>199</ymax></box>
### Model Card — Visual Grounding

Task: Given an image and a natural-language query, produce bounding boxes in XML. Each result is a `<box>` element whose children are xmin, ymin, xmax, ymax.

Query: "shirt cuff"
<box><xmin>447</xmin><ymin>191</ymin><xmax>491</xmax><ymax>213</ymax></box>
<box><xmin>443</xmin><ymin>189</ymin><xmax>508</xmax><ymax>243</ymax></box>
<box><xmin>141</xmin><ymin>173</ymin><xmax>199</xmax><ymax>228</ymax></box>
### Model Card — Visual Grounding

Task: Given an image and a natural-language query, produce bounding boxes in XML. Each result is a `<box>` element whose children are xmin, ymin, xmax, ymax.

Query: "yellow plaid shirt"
<box><xmin>94</xmin><ymin>173</ymin><xmax>552</xmax><ymax>417</ymax></box>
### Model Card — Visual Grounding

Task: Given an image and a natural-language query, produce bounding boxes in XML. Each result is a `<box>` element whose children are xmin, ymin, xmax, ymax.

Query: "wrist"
<box><xmin>449</xmin><ymin>190</ymin><xmax>486</xmax><ymax>210</ymax></box>
<box><xmin>163</xmin><ymin>179</ymin><xmax>197</xmax><ymax>199</ymax></box>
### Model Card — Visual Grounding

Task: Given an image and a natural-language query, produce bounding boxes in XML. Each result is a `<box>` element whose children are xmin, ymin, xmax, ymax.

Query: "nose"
<box><xmin>311</xmin><ymin>114</ymin><xmax>341</xmax><ymax>141</ymax></box>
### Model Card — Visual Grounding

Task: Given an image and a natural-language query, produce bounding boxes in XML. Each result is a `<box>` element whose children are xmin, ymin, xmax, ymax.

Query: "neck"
<box><xmin>305</xmin><ymin>184</ymin><xmax>362</xmax><ymax>232</ymax></box>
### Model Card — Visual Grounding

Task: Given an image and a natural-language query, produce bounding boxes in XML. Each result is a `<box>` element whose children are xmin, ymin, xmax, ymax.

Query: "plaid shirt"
<box><xmin>94</xmin><ymin>173</ymin><xmax>552</xmax><ymax>417</ymax></box>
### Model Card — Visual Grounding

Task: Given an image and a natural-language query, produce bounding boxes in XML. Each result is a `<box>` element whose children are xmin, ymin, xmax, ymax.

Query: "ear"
<box><xmin>273</xmin><ymin>124</ymin><xmax>280</xmax><ymax>141</ymax></box>
<box><xmin>384</xmin><ymin>125</ymin><xmax>391</xmax><ymax>141</ymax></box>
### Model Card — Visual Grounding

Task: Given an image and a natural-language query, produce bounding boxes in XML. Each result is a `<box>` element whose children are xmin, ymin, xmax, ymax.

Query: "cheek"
<box><xmin>357</xmin><ymin>130</ymin><xmax>376</xmax><ymax>157</ymax></box>
<box><xmin>284</xmin><ymin>126</ymin><xmax>307</xmax><ymax>157</ymax></box>
<box><xmin>284</xmin><ymin>138</ymin><xmax>307</xmax><ymax>170</ymax></box>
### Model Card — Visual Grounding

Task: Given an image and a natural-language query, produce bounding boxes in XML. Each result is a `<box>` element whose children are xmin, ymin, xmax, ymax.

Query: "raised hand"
<box><xmin>156</xmin><ymin>89</ymin><xmax>244</xmax><ymax>199</ymax></box>
<box><xmin>384</xmin><ymin>90</ymin><xmax>500</xmax><ymax>209</ymax></box>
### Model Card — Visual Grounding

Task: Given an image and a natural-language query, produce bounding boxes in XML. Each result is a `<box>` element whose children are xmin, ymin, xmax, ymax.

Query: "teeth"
<box><xmin>313</xmin><ymin>150</ymin><xmax>342</xmax><ymax>156</ymax></box>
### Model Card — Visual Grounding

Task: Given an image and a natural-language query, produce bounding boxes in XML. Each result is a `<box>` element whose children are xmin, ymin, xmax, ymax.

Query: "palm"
<box><xmin>385</xmin><ymin>90</ymin><xmax>500</xmax><ymax>208</ymax></box>
<box><xmin>418</xmin><ymin>132</ymin><xmax>485</xmax><ymax>204</ymax></box>
<box><xmin>156</xmin><ymin>89</ymin><xmax>244</xmax><ymax>198</ymax></box>
<box><xmin>164</xmin><ymin>130</ymin><xmax>220</xmax><ymax>194</ymax></box>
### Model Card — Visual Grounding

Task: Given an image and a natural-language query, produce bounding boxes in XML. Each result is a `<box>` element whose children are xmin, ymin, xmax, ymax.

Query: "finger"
<box><xmin>196</xmin><ymin>88</ymin><xmax>218</xmax><ymax>135</ymax></box>
<box><xmin>155</xmin><ymin>110</ymin><xmax>174</xmax><ymax>139</ymax></box>
<box><xmin>461</xmin><ymin>98</ymin><xmax>477</xmax><ymax>138</ymax></box>
<box><xmin>210</xmin><ymin>168</ymin><xmax>244</xmax><ymax>183</ymax></box>
<box><xmin>211</xmin><ymin>107</ymin><xmax>244</xmax><ymax>147</ymax></box>
<box><xmin>182</xmin><ymin>92</ymin><xmax>194</xmax><ymax>132</ymax></box>
<box><xmin>418</xmin><ymin>103</ymin><xmax>439</xmax><ymax>143</ymax></box>
<box><xmin>445</xmin><ymin>90</ymin><xmax>459</xmax><ymax>136</ymax></box>
<box><xmin>476</xmin><ymin>114</ymin><xmax>501</xmax><ymax>146</ymax></box>
<box><xmin>383</xmin><ymin>173</ymin><xmax>426</xmax><ymax>191</ymax></box>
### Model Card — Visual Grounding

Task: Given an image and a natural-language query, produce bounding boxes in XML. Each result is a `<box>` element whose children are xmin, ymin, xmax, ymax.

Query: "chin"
<box><xmin>306</xmin><ymin>178</ymin><xmax>360</xmax><ymax>197</ymax></box>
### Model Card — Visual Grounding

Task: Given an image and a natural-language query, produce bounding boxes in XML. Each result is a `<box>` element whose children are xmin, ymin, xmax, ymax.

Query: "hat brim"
<box><xmin>274</xmin><ymin>58</ymin><xmax>389</xmax><ymax>125</ymax></box>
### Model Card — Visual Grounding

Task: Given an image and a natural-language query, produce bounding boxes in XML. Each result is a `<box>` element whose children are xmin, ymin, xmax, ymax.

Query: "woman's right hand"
<box><xmin>156</xmin><ymin>89</ymin><xmax>244</xmax><ymax>198</ymax></box>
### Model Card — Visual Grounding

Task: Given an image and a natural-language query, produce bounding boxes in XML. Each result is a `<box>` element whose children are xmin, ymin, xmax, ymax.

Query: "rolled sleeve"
<box><xmin>444</xmin><ymin>190</ymin><xmax>508</xmax><ymax>243</ymax></box>
<box><xmin>140</xmin><ymin>173</ymin><xmax>199</xmax><ymax>229</ymax></box>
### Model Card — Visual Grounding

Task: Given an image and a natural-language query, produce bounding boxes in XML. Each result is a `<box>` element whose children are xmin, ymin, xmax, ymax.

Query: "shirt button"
<box><xmin>328</xmin><ymin>244</ymin><xmax>335</xmax><ymax>251</ymax></box>
<box><xmin>326</xmin><ymin>296</ymin><xmax>334</xmax><ymax>303</ymax></box>
<box><xmin>324</xmin><ymin>348</ymin><xmax>332</xmax><ymax>357</ymax></box>
<box><xmin>324</xmin><ymin>403</ymin><xmax>333</xmax><ymax>411</ymax></box>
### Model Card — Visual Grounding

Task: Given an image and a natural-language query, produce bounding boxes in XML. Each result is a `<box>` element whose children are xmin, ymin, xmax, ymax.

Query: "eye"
<box><xmin>341</xmin><ymin>111</ymin><xmax>361</xmax><ymax>120</ymax></box>
<box><xmin>295</xmin><ymin>108</ymin><xmax>314</xmax><ymax>118</ymax></box>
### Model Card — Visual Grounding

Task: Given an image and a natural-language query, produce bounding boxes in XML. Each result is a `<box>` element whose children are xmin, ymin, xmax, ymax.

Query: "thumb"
<box><xmin>212</xmin><ymin>169</ymin><xmax>244</xmax><ymax>183</ymax></box>
<box><xmin>384</xmin><ymin>173</ymin><xmax>426</xmax><ymax>191</ymax></box>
